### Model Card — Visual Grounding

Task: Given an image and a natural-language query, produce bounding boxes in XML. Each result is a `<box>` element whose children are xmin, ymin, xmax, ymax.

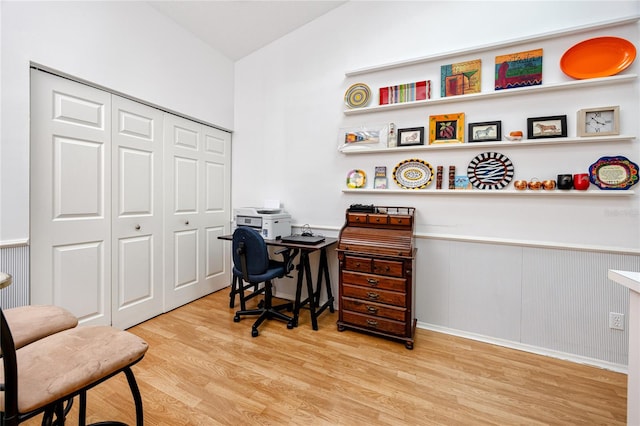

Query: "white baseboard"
<box><xmin>417</xmin><ymin>321</ymin><xmax>628</xmax><ymax>374</ymax></box>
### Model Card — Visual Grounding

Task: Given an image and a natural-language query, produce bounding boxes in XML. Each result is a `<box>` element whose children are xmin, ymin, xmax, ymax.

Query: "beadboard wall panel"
<box><xmin>0</xmin><ymin>245</ymin><xmax>30</xmax><ymax>308</ymax></box>
<box><xmin>416</xmin><ymin>237</ymin><xmax>640</xmax><ymax>366</ymax></box>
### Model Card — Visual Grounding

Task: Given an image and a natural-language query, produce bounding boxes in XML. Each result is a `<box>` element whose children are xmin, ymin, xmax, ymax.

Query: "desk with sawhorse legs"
<box><xmin>219</xmin><ymin>235</ymin><xmax>337</xmax><ymax>330</ymax></box>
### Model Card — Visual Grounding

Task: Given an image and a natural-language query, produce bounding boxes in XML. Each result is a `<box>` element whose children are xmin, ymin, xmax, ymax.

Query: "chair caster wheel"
<box><xmin>233</xmin><ymin>315</ymin><xmax>240</xmax><ymax>322</ymax></box>
<box><xmin>251</xmin><ymin>328</ymin><xmax>259</xmax><ymax>337</ymax></box>
<box><xmin>287</xmin><ymin>321</ymin><xmax>294</xmax><ymax>329</ymax></box>
<box><xmin>258</xmin><ymin>300</ymin><xmax>265</xmax><ymax>309</ymax></box>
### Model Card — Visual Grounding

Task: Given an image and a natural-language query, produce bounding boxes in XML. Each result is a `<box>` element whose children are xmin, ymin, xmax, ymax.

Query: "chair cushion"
<box><xmin>1</xmin><ymin>305</ymin><xmax>78</xmax><ymax>352</ymax></box>
<box><xmin>233</xmin><ymin>259</ymin><xmax>286</xmax><ymax>283</ymax></box>
<box><xmin>0</xmin><ymin>325</ymin><xmax>148</xmax><ymax>413</ymax></box>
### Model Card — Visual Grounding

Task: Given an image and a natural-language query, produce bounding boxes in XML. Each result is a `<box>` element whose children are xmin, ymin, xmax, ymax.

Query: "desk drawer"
<box><xmin>341</xmin><ymin>271</ymin><xmax>406</xmax><ymax>292</ymax></box>
<box><xmin>342</xmin><ymin>297</ymin><xmax>405</xmax><ymax>322</ymax></box>
<box><xmin>347</xmin><ymin>213</ymin><xmax>368</xmax><ymax>225</ymax></box>
<box><xmin>368</xmin><ymin>214</ymin><xmax>388</xmax><ymax>225</ymax></box>
<box><xmin>388</xmin><ymin>215</ymin><xmax>412</xmax><ymax>226</ymax></box>
<box><xmin>372</xmin><ymin>259</ymin><xmax>404</xmax><ymax>277</ymax></box>
<box><xmin>341</xmin><ymin>310</ymin><xmax>406</xmax><ymax>336</ymax></box>
<box><xmin>341</xmin><ymin>284</ymin><xmax>406</xmax><ymax>307</ymax></box>
<box><xmin>344</xmin><ymin>256</ymin><xmax>372</xmax><ymax>273</ymax></box>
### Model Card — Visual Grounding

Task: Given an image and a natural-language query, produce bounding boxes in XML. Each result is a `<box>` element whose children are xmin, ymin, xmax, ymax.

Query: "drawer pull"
<box><xmin>366</xmin><ymin>292</ymin><xmax>380</xmax><ymax>300</ymax></box>
<box><xmin>366</xmin><ymin>278</ymin><xmax>379</xmax><ymax>286</ymax></box>
<box><xmin>366</xmin><ymin>319</ymin><xmax>378</xmax><ymax>328</ymax></box>
<box><xmin>366</xmin><ymin>305</ymin><xmax>378</xmax><ymax>314</ymax></box>
<box><xmin>355</xmin><ymin>262</ymin><xmax>361</xmax><ymax>267</ymax></box>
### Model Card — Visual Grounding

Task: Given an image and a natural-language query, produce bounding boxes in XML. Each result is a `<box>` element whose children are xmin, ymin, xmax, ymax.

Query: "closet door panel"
<box><xmin>30</xmin><ymin>69</ymin><xmax>112</xmax><ymax>326</ymax></box>
<box><xmin>164</xmin><ymin>115</ymin><xmax>231</xmax><ymax>310</ymax></box>
<box><xmin>112</xmin><ymin>95</ymin><xmax>164</xmax><ymax>329</ymax></box>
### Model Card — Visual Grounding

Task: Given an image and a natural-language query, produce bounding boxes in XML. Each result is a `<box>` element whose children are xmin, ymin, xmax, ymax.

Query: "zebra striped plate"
<box><xmin>467</xmin><ymin>152</ymin><xmax>514</xmax><ymax>190</ymax></box>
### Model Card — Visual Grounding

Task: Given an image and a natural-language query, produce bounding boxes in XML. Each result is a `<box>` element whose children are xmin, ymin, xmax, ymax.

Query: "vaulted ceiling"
<box><xmin>148</xmin><ymin>1</ymin><xmax>348</xmax><ymax>61</ymax></box>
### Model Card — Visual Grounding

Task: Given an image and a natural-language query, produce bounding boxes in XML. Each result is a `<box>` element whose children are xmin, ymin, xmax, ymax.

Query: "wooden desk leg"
<box><xmin>292</xmin><ymin>259</ymin><xmax>305</xmax><ymax>328</ymax></box>
<box><xmin>301</xmin><ymin>252</ymin><xmax>319</xmax><ymax>330</ymax></box>
<box><xmin>314</xmin><ymin>249</ymin><xmax>335</xmax><ymax>314</ymax></box>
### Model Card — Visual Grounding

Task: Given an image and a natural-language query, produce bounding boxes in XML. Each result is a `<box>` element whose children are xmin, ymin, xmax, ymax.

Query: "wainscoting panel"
<box><xmin>416</xmin><ymin>237</ymin><xmax>640</xmax><ymax>366</ymax></box>
<box><xmin>521</xmin><ymin>248</ymin><xmax>639</xmax><ymax>365</ymax></box>
<box><xmin>0</xmin><ymin>245</ymin><xmax>30</xmax><ymax>308</ymax></box>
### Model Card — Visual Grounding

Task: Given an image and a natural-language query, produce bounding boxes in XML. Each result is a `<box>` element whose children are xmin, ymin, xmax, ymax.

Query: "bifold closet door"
<box><xmin>164</xmin><ymin>114</ymin><xmax>231</xmax><ymax>311</ymax></box>
<box><xmin>111</xmin><ymin>95</ymin><xmax>164</xmax><ymax>329</ymax></box>
<box><xmin>31</xmin><ymin>70</ymin><xmax>231</xmax><ymax>326</ymax></box>
<box><xmin>30</xmin><ymin>69</ymin><xmax>113</xmax><ymax>326</ymax></box>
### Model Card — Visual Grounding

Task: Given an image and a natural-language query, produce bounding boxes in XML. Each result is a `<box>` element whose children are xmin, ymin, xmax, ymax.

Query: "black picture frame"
<box><xmin>468</xmin><ymin>121</ymin><xmax>502</xmax><ymax>142</ymax></box>
<box><xmin>527</xmin><ymin>115</ymin><xmax>568</xmax><ymax>139</ymax></box>
<box><xmin>397</xmin><ymin>127</ymin><xmax>425</xmax><ymax>146</ymax></box>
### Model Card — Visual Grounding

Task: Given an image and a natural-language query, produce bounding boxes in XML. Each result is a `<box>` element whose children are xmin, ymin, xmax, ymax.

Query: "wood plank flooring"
<box><xmin>24</xmin><ymin>289</ymin><xmax>627</xmax><ymax>425</ymax></box>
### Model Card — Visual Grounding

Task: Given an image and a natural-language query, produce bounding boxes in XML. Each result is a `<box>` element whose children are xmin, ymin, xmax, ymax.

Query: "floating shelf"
<box><xmin>339</xmin><ymin>135</ymin><xmax>635</xmax><ymax>155</ymax></box>
<box><xmin>342</xmin><ymin>188</ymin><xmax>636</xmax><ymax>197</ymax></box>
<box><xmin>345</xmin><ymin>16</ymin><xmax>640</xmax><ymax>76</ymax></box>
<box><xmin>343</xmin><ymin>74</ymin><xmax>637</xmax><ymax>115</ymax></box>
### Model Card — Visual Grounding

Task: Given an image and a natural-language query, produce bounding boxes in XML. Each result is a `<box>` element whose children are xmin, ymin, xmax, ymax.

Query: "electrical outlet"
<box><xmin>609</xmin><ymin>312</ymin><xmax>624</xmax><ymax>331</ymax></box>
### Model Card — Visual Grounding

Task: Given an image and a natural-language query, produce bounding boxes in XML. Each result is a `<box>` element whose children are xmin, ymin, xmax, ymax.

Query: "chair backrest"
<box><xmin>232</xmin><ymin>227</ymin><xmax>270</xmax><ymax>276</ymax></box>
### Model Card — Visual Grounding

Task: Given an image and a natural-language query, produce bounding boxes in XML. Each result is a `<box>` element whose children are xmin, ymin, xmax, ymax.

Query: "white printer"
<box><xmin>233</xmin><ymin>207</ymin><xmax>292</xmax><ymax>240</ymax></box>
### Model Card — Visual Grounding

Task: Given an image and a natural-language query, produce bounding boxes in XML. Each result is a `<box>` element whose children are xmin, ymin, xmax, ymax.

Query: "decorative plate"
<box><xmin>560</xmin><ymin>37</ymin><xmax>637</xmax><ymax>79</ymax></box>
<box><xmin>588</xmin><ymin>156</ymin><xmax>639</xmax><ymax>190</ymax></box>
<box><xmin>393</xmin><ymin>159</ymin><xmax>434</xmax><ymax>189</ymax></box>
<box><xmin>467</xmin><ymin>152</ymin><xmax>514</xmax><ymax>190</ymax></box>
<box><xmin>346</xmin><ymin>169</ymin><xmax>366</xmax><ymax>188</ymax></box>
<box><xmin>344</xmin><ymin>83</ymin><xmax>371</xmax><ymax>108</ymax></box>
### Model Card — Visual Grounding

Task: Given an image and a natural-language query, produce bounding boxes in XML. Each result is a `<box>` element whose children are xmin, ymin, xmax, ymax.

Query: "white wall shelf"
<box><xmin>345</xmin><ymin>16</ymin><xmax>640</xmax><ymax>77</ymax></box>
<box><xmin>343</xmin><ymin>74</ymin><xmax>637</xmax><ymax>116</ymax></box>
<box><xmin>340</xmin><ymin>135</ymin><xmax>635</xmax><ymax>155</ymax></box>
<box><xmin>342</xmin><ymin>188</ymin><xmax>635</xmax><ymax>197</ymax></box>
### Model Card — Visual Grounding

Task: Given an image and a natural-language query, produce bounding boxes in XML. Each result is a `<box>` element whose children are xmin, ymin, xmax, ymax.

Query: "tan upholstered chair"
<box><xmin>2</xmin><ymin>305</ymin><xmax>78</xmax><ymax>350</ymax></box>
<box><xmin>0</xmin><ymin>307</ymin><xmax>148</xmax><ymax>425</ymax></box>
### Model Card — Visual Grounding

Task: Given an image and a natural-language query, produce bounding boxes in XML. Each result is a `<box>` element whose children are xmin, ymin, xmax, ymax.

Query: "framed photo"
<box><xmin>527</xmin><ymin>115</ymin><xmax>567</xmax><ymax>139</ymax></box>
<box><xmin>577</xmin><ymin>106</ymin><xmax>620</xmax><ymax>137</ymax></box>
<box><xmin>468</xmin><ymin>121</ymin><xmax>502</xmax><ymax>142</ymax></box>
<box><xmin>397</xmin><ymin>127</ymin><xmax>424</xmax><ymax>146</ymax></box>
<box><xmin>429</xmin><ymin>113</ymin><xmax>465</xmax><ymax>144</ymax></box>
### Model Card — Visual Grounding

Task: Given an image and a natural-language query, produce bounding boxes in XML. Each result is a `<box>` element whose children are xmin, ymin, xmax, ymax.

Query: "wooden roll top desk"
<box><xmin>336</xmin><ymin>206</ymin><xmax>416</xmax><ymax>349</ymax></box>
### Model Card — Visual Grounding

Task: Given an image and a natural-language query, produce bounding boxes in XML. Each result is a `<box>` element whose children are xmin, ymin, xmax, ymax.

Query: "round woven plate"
<box><xmin>393</xmin><ymin>159</ymin><xmax>434</xmax><ymax>189</ymax></box>
<box><xmin>344</xmin><ymin>83</ymin><xmax>371</xmax><ymax>108</ymax></box>
<box><xmin>467</xmin><ymin>152</ymin><xmax>514</xmax><ymax>190</ymax></box>
<box><xmin>346</xmin><ymin>169</ymin><xmax>366</xmax><ymax>188</ymax></box>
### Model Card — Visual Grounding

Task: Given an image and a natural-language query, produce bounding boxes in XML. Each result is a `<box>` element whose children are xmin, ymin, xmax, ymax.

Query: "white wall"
<box><xmin>234</xmin><ymin>1</ymin><xmax>640</xmax><ymax>366</ymax></box>
<box><xmin>234</xmin><ymin>0</ymin><xmax>640</xmax><ymax>249</ymax></box>
<box><xmin>0</xmin><ymin>1</ymin><xmax>234</xmax><ymax>244</ymax></box>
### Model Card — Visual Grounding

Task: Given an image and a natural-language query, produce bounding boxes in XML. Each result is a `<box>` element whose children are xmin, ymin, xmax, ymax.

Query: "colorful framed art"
<box><xmin>429</xmin><ymin>113</ymin><xmax>465</xmax><ymax>144</ymax></box>
<box><xmin>495</xmin><ymin>48</ymin><xmax>543</xmax><ymax>90</ymax></box>
<box><xmin>440</xmin><ymin>60</ymin><xmax>481</xmax><ymax>97</ymax></box>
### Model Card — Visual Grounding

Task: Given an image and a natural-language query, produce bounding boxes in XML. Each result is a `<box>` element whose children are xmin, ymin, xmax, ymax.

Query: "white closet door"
<box><xmin>164</xmin><ymin>114</ymin><xmax>231</xmax><ymax>311</ymax></box>
<box><xmin>30</xmin><ymin>70</ymin><xmax>112</xmax><ymax>326</ymax></box>
<box><xmin>111</xmin><ymin>96</ymin><xmax>164</xmax><ymax>329</ymax></box>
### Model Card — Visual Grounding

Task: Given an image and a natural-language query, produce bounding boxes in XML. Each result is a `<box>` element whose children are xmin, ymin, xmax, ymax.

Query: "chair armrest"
<box><xmin>274</xmin><ymin>247</ymin><xmax>299</xmax><ymax>276</ymax></box>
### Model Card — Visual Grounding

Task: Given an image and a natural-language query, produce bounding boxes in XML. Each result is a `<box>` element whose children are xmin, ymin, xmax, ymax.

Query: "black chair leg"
<box><xmin>124</xmin><ymin>367</ymin><xmax>144</xmax><ymax>426</ymax></box>
<box><xmin>234</xmin><ymin>281</ymin><xmax>293</xmax><ymax>337</ymax></box>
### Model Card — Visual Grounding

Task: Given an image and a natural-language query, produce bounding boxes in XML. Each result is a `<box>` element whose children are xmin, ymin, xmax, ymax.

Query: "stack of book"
<box><xmin>379</xmin><ymin>80</ymin><xmax>431</xmax><ymax>105</ymax></box>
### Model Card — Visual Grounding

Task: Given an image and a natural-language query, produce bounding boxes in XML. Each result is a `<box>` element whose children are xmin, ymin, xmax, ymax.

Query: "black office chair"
<box><xmin>232</xmin><ymin>227</ymin><xmax>297</xmax><ymax>337</ymax></box>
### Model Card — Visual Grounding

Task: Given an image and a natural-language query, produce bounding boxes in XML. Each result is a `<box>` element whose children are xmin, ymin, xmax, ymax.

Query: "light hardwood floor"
<box><xmin>25</xmin><ymin>289</ymin><xmax>627</xmax><ymax>425</ymax></box>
